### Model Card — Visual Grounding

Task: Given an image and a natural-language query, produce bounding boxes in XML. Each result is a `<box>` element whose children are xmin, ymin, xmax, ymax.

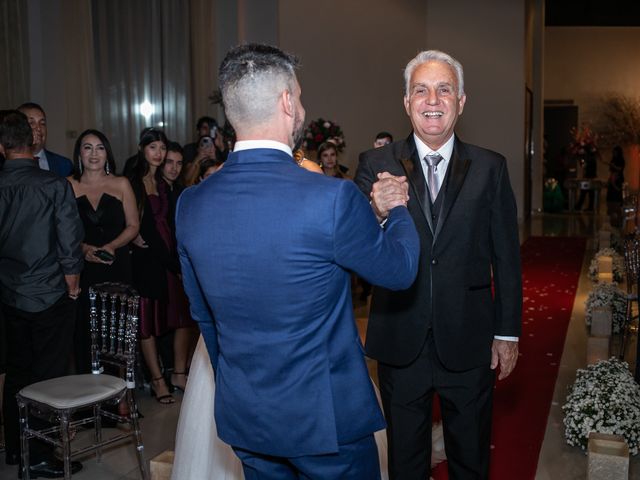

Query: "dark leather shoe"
<box><xmin>18</xmin><ymin>459</ymin><xmax>83</xmax><ymax>478</ymax></box>
<box><xmin>5</xmin><ymin>451</ymin><xmax>20</xmax><ymax>465</ymax></box>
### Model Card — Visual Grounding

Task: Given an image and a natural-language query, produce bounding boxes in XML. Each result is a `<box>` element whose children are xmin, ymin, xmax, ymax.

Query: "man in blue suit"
<box><xmin>176</xmin><ymin>44</ymin><xmax>420</xmax><ymax>479</ymax></box>
<box><xmin>17</xmin><ymin>103</ymin><xmax>73</xmax><ymax>177</ymax></box>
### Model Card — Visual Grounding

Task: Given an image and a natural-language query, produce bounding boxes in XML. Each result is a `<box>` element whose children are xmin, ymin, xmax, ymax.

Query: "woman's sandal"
<box><xmin>171</xmin><ymin>371</ymin><xmax>188</xmax><ymax>392</ymax></box>
<box><xmin>150</xmin><ymin>376</ymin><xmax>175</xmax><ymax>404</ymax></box>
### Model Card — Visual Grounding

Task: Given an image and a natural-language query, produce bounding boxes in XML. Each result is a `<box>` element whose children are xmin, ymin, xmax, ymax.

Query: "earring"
<box><xmin>79</xmin><ymin>161</ymin><xmax>83</xmax><ymax>174</ymax></box>
<box><xmin>105</xmin><ymin>162</ymin><xmax>110</xmax><ymax>175</ymax></box>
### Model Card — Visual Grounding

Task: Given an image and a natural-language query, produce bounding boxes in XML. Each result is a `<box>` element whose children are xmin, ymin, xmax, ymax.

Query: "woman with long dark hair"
<box><xmin>67</xmin><ymin>129</ymin><xmax>139</xmax><ymax>373</ymax></box>
<box><xmin>127</xmin><ymin>128</ymin><xmax>193</xmax><ymax>403</ymax></box>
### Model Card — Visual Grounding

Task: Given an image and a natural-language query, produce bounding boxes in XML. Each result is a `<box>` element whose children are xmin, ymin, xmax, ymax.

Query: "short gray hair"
<box><xmin>404</xmin><ymin>50</ymin><xmax>465</xmax><ymax>97</ymax></box>
<box><xmin>219</xmin><ymin>44</ymin><xmax>300</xmax><ymax>129</ymax></box>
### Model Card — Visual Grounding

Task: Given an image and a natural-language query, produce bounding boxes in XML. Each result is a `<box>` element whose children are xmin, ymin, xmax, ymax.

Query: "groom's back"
<box><xmin>176</xmin><ymin>148</ymin><xmax>386</xmax><ymax>457</ymax></box>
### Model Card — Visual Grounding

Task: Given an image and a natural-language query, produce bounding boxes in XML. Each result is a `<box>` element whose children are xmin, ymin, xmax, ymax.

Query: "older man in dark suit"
<box><xmin>355</xmin><ymin>50</ymin><xmax>522</xmax><ymax>480</ymax></box>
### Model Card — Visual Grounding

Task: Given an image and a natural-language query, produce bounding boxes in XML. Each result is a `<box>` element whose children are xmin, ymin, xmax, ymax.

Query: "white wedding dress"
<box><xmin>172</xmin><ymin>337</ymin><xmax>389</xmax><ymax>479</ymax></box>
<box><xmin>171</xmin><ymin>337</ymin><xmax>446</xmax><ymax>479</ymax></box>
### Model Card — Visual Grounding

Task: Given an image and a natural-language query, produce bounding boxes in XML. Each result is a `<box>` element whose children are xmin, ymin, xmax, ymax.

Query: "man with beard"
<box><xmin>175</xmin><ymin>43</ymin><xmax>420</xmax><ymax>479</ymax></box>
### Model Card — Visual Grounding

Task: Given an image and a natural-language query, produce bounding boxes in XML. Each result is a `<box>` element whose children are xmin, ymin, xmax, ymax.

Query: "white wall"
<box><xmin>278</xmin><ymin>0</ymin><xmax>425</xmax><ymax>169</ymax></box>
<box><xmin>425</xmin><ymin>0</ymin><xmax>526</xmax><ymax>218</ymax></box>
<box><xmin>545</xmin><ymin>27</ymin><xmax>640</xmax><ymax>125</ymax></box>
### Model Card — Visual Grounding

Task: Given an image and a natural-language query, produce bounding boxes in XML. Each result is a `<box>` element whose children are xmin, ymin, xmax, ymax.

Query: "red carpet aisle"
<box><xmin>432</xmin><ymin>236</ymin><xmax>587</xmax><ymax>479</ymax></box>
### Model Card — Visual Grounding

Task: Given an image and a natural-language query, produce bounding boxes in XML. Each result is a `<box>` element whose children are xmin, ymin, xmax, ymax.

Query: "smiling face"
<box><xmin>404</xmin><ymin>60</ymin><xmax>466</xmax><ymax>150</ymax></box>
<box><xmin>143</xmin><ymin>140</ymin><xmax>167</xmax><ymax>168</ymax></box>
<box><xmin>79</xmin><ymin>134</ymin><xmax>107</xmax><ymax>173</ymax></box>
<box><xmin>21</xmin><ymin>107</ymin><xmax>47</xmax><ymax>152</ymax></box>
<box><xmin>162</xmin><ymin>150</ymin><xmax>183</xmax><ymax>184</ymax></box>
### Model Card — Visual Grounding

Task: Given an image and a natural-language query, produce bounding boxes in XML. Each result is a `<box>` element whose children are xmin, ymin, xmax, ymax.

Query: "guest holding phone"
<box><xmin>67</xmin><ymin>129</ymin><xmax>140</xmax><ymax>373</ymax></box>
<box><xmin>183</xmin><ymin>134</ymin><xmax>219</xmax><ymax>186</ymax></box>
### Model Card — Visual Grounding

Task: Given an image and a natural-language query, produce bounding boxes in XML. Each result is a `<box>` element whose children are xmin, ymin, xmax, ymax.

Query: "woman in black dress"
<box><xmin>67</xmin><ymin>129</ymin><xmax>139</xmax><ymax>373</ymax></box>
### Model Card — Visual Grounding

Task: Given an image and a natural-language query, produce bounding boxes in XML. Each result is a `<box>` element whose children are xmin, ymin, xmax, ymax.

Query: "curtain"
<box><xmin>91</xmin><ymin>0</ymin><xmax>192</xmax><ymax>167</ymax></box>
<box><xmin>0</xmin><ymin>0</ymin><xmax>30</xmax><ymax>108</ymax></box>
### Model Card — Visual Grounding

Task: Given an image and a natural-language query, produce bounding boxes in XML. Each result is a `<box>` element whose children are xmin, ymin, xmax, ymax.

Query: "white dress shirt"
<box><xmin>414</xmin><ymin>133</ymin><xmax>454</xmax><ymax>197</ymax></box>
<box><xmin>233</xmin><ymin>140</ymin><xmax>292</xmax><ymax>157</ymax></box>
<box><xmin>34</xmin><ymin>149</ymin><xmax>49</xmax><ymax>171</ymax></box>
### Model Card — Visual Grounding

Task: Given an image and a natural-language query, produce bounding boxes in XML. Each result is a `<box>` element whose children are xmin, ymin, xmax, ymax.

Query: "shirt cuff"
<box><xmin>494</xmin><ymin>335</ymin><xmax>518</xmax><ymax>342</ymax></box>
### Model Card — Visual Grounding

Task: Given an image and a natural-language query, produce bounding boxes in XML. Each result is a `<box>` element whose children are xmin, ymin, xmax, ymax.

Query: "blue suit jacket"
<box><xmin>44</xmin><ymin>149</ymin><xmax>73</xmax><ymax>177</ymax></box>
<box><xmin>176</xmin><ymin>148</ymin><xmax>419</xmax><ymax>457</ymax></box>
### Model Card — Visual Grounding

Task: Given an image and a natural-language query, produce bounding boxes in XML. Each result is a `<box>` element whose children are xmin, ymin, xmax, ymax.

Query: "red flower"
<box><xmin>314</xmin><ymin>134</ymin><xmax>323</xmax><ymax>142</ymax></box>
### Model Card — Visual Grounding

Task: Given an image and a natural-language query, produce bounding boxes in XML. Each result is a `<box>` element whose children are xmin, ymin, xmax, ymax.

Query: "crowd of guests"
<box><xmin>0</xmin><ymin>100</ymin><xmax>394</xmax><ymax>476</ymax></box>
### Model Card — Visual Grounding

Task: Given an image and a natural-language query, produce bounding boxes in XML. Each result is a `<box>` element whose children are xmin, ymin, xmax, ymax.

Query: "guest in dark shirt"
<box><xmin>0</xmin><ymin>110</ymin><xmax>84</xmax><ymax>476</ymax></box>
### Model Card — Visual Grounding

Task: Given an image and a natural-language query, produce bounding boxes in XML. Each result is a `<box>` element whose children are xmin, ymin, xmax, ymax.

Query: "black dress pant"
<box><xmin>2</xmin><ymin>294</ymin><xmax>76</xmax><ymax>463</ymax></box>
<box><xmin>378</xmin><ymin>333</ymin><xmax>495</xmax><ymax>480</ymax></box>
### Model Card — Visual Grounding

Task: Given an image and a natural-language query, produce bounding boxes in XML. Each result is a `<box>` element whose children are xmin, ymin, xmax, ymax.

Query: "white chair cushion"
<box><xmin>19</xmin><ymin>374</ymin><xmax>127</xmax><ymax>409</ymax></box>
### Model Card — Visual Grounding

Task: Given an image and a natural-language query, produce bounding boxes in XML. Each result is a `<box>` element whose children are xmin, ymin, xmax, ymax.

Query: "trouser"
<box><xmin>2</xmin><ymin>294</ymin><xmax>76</xmax><ymax>463</ymax></box>
<box><xmin>233</xmin><ymin>434</ymin><xmax>381</xmax><ymax>480</ymax></box>
<box><xmin>378</xmin><ymin>333</ymin><xmax>494</xmax><ymax>480</ymax></box>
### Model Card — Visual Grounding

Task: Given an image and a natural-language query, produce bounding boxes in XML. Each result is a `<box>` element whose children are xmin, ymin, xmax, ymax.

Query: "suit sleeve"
<box><xmin>354</xmin><ymin>151</ymin><xmax>377</xmax><ymax>202</ymax></box>
<box><xmin>176</xmin><ymin>193</ymin><xmax>219</xmax><ymax>370</ymax></box>
<box><xmin>333</xmin><ymin>180</ymin><xmax>420</xmax><ymax>290</ymax></box>
<box><xmin>55</xmin><ymin>179</ymin><xmax>84</xmax><ymax>274</ymax></box>
<box><xmin>490</xmin><ymin>159</ymin><xmax>522</xmax><ymax>337</ymax></box>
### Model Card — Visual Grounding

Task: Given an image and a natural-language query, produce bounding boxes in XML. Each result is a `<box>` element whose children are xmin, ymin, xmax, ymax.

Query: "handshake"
<box><xmin>370</xmin><ymin>172</ymin><xmax>410</xmax><ymax>222</ymax></box>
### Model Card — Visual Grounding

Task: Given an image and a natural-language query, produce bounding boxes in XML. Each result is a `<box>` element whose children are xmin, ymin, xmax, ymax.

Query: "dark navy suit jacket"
<box><xmin>176</xmin><ymin>148</ymin><xmax>419</xmax><ymax>457</ymax></box>
<box><xmin>44</xmin><ymin>149</ymin><xmax>73</xmax><ymax>177</ymax></box>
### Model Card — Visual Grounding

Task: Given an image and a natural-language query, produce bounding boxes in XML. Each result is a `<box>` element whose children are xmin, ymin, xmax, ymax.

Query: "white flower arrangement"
<box><xmin>588</xmin><ymin>247</ymin><xmax>624</xmax><ymax>283</ymax></box>
<box><xmin>563</xmin><ymin>358</ymin><xmax>640</xmax><ymax>455</ymax></box>
<box><xmin>584</xmin><ymin>283</ymin><xmax>627</xmax><ymax>334</ymax></box>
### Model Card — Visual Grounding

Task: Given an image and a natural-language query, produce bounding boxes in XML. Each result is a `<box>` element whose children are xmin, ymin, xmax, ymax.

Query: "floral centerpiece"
<box><xmin>584</xmin><ymin>282</ymin><xmax>627</xmax><ymax>334</ymax></box>
<box><xmin>569</xmin><ymin>124</ymin><xmax>599</xmax><ymax>158</ymax></box>
<box><xmin>588</xmin><ymin>247</ymin><xmax>624</xmax><ymax>283</ymax></box>
<box><xmin>563</xmin><ymin>358</ymin><xmax>640</xmax><ymax>454</ymax></box>
<box><xmin>302</xmin><ymin>118</ymin><xmax>346</xmax><ymax>152</ymax></box>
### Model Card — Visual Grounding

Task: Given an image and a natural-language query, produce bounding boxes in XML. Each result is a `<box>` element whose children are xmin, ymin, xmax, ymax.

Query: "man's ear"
<box><xmin>282</xmin><ymin>90</ymin><xmax>294</xmax><ymax>117</ymax></box>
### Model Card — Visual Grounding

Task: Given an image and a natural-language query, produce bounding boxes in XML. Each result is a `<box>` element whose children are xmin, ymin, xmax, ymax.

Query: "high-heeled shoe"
<box><xmin>170</xmin><ymin>371</ymin><xmax>188</xmax><ymax>392</ymax></box>
<box><xmin>150</xmin><ymin>376</ymin><xmax>175</xmax><ymax>404</ymax></box>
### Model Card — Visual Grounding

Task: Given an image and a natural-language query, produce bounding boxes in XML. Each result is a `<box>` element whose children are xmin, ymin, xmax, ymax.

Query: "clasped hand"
<box><xmin>371</xmin><ymin>172</ymin><xmax>409</xmax><ymax>221</ymax></box>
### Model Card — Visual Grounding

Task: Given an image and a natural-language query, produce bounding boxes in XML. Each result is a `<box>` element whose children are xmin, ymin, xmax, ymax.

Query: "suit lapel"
<box><xmin>396</xmin><ymin>138</ymin><xmax>434</xmax><ymax>234</ymax></box>
<box><xmin>434</xmin><ymin>139</ymin><xmax>471</xmax><ymax>241</ymax></box>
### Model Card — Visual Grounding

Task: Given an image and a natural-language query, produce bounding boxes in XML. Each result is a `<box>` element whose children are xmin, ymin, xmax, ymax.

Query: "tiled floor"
<box><xmin>1</xmin><ymin>210</ymin><xmax>639</xmax><ymax>479</ymax></box>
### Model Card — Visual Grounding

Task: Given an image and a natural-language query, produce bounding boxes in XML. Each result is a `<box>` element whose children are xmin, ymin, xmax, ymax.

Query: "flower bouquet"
<box><xmin>584</xmin><ymin>282</ymin><xmax>627</xmax><ymax>334</ymax></box>
<box><xmin>588</xmin><ymin>247</ymin><xmax>624</xmax><ymax>283</ymax></box>
<box><xmin>302</xmin><ymin>118</ymin><xmax>346</xmax><ymax>152</ymax></box>
<box><xmin>568</xmin><ymin>124</ymin><xmax>599</xmax><ymax>158</ymax></box>
<box><xmin>563</xmin><ymin>358</ymin><xmax>640</xmax><ymax>454</ymax></box>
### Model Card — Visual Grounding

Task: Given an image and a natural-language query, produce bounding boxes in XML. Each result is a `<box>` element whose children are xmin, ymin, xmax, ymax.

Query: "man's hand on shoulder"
<box><xmin>491</xmin><ymin>339</ymin><xmax>518</xmax><ymax>380</ymax></box>
<box><xmin>370</xmin><ymin>172</ymin><xmax>409</xmax><ymax>221</ymax></box>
